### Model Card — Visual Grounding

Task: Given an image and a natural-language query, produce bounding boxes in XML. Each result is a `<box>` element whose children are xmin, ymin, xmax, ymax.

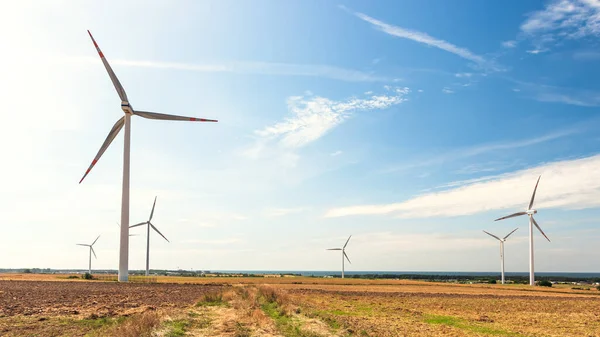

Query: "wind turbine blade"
<box><xmin>503</xmin><ymin>228</ymin><xmax>519</xmax><ymax>240</ymax></box>
<box><xmin>76</xmin><ymin>244</ymin><xmax>89</xmax><ymax>247</ymax></box>
<box><xmin>91</xmin><ymin>247</ymin><xmax>97</xmax><ymax>259</ymax></box>
<box><xmin>150</xmin><ymin>223</ymin><xmax>169</xmax><ymax>242</ymax></box>
<box><xmin>494</xmin><ymin>212</ymin><xmax>527</xmax><ymax>221</ymax></box>
<box><xmin>133</xmin><ymin>110</ymin><xmax>218</xmax><ymax>123</ymax></box>
<box><xmin>326</xmin><ymin>248</ymin><xmax>342</xmax><ymax>251</ymax></box>
<box><xmin>528</xmin><ymin>175</ymin><xmax>541</xmax><ymax>210</ymax></box>
<box><xmin>343</xmin><ymin>235</ymin><xmax>352</xmax><ymax>249</ymax></box>
<box><xmin>129</xmin><ymin>221</ymin><xmax>147</xmax><ymax>228</ymax></box>
<box><xmin>482</xmin><ymin>230</ymin><xmax>501</xmax><ymax>241</ymax></box>
<box><xmin>91</xmin><ymin>235</ymin><xmax>100</xmax><ymax>246</ymax></box>
<box><xmin>344</xmin><ymin>251</ymin><xmax>352</xmax><ymax>264</ymax></box>
<box><xmin>116</xmin><ymin>222</ymin><xmax>120</xmax><ymax>227</ymax></box>
<box><xmin>79</xmin><ymin>116</ymin><xmax>125</xmax><ymax>183</ymax></box>
<box><xmin>87</xmin><ymin>30</ymin><xmax>129</xmax><ymax>102</ymax></box>
<box><xmin>531</xmin><ymin>217</ymin><xmax>550</xmax><ymax>242</ymax></box>
<box><xmin>149</xmin><ymin>196</ymin><xmax>157</xmax><ymax>221</ymax></box>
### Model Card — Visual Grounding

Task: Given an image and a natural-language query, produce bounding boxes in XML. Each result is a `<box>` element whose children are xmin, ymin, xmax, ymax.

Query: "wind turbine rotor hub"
<box><xmin>120</xmin><ymin>101</ymin><xmax>133</xmax><ymax>114</ymax></box>
<box><xmin>526</xmin><ymin>209</ymin><xmax>537</xmax><ymax>215</ymax></box>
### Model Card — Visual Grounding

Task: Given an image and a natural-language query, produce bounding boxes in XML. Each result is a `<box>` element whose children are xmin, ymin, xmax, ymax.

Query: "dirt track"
<box><xmin>0</xmin><ymin>280</ymin><xmax>222</xmax><ymax>318</ymax></box>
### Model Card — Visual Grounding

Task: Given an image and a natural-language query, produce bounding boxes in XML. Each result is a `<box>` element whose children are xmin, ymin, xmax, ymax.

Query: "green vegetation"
<box><xmin>537</xmin><ymin>280</ymin><xmax>552</xmax><ymax>287</ymax></box>
<box><xmin>424</xmin><ymin>314</ymin><xmax>522</xmax><ymax>336</ymax></box>
<box><xmin>82</xmin><ymin>272</ymin><xmax>94</xmax><ymax>280</ymax></box>
<box><xmin>163</xmin><ymin>319</ymin><xmax>190</xmax><ymax>337</ymax></box>
<box><xmin>258</xmin><ymin>287</ymin><xmax>323</xmax><ymax>337</ymax></box>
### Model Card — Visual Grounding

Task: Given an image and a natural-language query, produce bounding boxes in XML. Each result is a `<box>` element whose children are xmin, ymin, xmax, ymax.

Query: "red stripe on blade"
<box><xmin>190</xmin><ymin>118</ymin><xmax>196</xmax><ymax>121</ymax></box>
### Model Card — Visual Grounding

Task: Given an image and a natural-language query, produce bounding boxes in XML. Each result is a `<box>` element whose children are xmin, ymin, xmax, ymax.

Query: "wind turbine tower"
<box><xmin>79</xmin><ymin>31</ymin><xmax>217</xmax><ymax>282</ymax></box>
<box><xmin>327</xmin><ymin>235</ymin><xmax>352</xmax><ymax>278</ymax></box>
<box><xmin>76</xmin><ymin>235</ymin><xmax>100</xmax><ymax>275</ymax></box>
<box><xmin>130</xmin><ymin>196</ymin><xmax>169</xmax><ymax>276</ymax></box>
<box><xmin>494</xmin><ymin>176</ymin><xmax>550</xmax><ymax>286</ymax></box>
<box><xmin>482</xmin><ymin>228</ymin><xmax>518</xmax><ymax>285</ymax></box>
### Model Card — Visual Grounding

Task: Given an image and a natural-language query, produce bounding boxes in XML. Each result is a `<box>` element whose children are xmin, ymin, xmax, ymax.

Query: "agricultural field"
<box><xmin>0</xmin><ymin>274</ymin><xmax>599</xmax><ymax>336</ymax></box>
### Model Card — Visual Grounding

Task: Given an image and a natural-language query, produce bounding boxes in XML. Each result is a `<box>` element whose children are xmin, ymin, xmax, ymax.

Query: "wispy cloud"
<box><xmin>508</xmin><ymin>77</ymin><xmax>600</xmax><ymax>107</ymax></box>
<box><xmin>344</xmin><ymin>7</ymin><xmax>496</xmax><ymax>69</ymax></box>
<box><xmin>519</xmin><ymin>0</ymin><xmax>600</xmax><ymax>52</ymax></box>
<box><xmin>382</xmin><ymin>129</ymin><xmax>576</xmax><ymax>173</ymax></box>
<box><xmin>442</xmin><ymin>87</ymin><xmax>455</xmax><ymax>94</ymax></box>
<box><xmin>502</xmin><ymin>40</ymin><xmax>517</xmax><ymax>48</ymax></box>
<box><xmin>253</xmin><ymin>87</ymin><xmax>410</xmax><ymax>149</ymax></box>
<box><xmin>326</xmin><ymin>153</ymin><xmax>600</xmax><ymax>219</ymax></box>
<box><xmin>330</xmin><ymin>150</ymin><xmax>343</xmax><ymax>157</ymax></box>
<box><xmin>72</xmin><ymin>56</ymin><xmax>388</xmax><ymax>82</ymax></box>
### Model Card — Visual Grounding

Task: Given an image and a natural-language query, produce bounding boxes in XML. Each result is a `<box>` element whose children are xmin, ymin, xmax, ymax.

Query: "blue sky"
<box><xmin>2</xmin><ymin>0</ymin><xmax>600</xmax><ymax>273</ymax></box>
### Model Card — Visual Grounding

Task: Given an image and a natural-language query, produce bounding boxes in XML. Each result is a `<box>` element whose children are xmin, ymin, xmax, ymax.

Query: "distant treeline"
<box><xmin>326</xmin><ymin>273</ymin><xmax>600</xmax><ymax>283</ymax></box>
<box><xmin>2</xmin><ymin>268</ymin><xmax>598</xmax><ymax>283</ymax></box>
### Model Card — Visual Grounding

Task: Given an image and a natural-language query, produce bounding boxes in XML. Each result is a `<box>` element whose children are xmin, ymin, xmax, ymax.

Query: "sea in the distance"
<box><xmin>211</xmin><ymin>270</ymin><xmax>600</xmax><ymax>278</ymax></box>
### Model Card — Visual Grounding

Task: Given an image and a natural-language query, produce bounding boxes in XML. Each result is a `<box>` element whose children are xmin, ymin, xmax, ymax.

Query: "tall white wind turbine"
<box><xmin>79</xmin><ymin>31</ymin><xmax>217</xmax><ymax>282</ymax></box>
<box><xmin>494</xmin><ymin>176</ymin><xmax>550</xmax><ymax>286</ymax></box>
<box><xmin>76</xmin><ymin>235</ymin><xmax>100</xmax><ymax>275</ymax></box>
<box><xmin>327</xmin><ymin>235</ymin><xmax>352</xmax><ymax>279</ymax></box>
<box><xmin>130</xmin><ymin>196</ymin><xmax>169</xmax><ymax>276</ymax></box>
<box><xmin>483</xmin><ymin>228</ymin><xmax>518</xmax><ymax>285</ymax></box>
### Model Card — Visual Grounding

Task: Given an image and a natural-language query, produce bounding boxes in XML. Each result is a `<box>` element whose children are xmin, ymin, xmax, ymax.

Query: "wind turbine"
<box><xmin>76</xmin><ymin>235</ymin><xmax>100</xmax><ymax>275</ymax></box>
<box><xmin>79</xmin><ymin>31</ymin><xmax>217</xmax><ymax>282</ymax></box>
<box><xmin>130</xmin><ymin>196</ymin><xmax>169</xmax><ymax>276</ymax></box>
<box><xmin>327</xmin><ymin>235</ymin><xmax>352</xmax><ymax>279</ymax></box>
<box><xmin>494</xmin><ymin>175</ymin><xmax>550</xmax><ymax>286</ymax></box>
<box><xmin>483</xmin><ymin>228</ymin><xmax>518</xmax><ymax>285</ymax></box>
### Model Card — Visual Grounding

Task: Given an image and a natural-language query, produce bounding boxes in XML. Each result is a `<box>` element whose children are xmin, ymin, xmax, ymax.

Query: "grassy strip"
<box><xmin>257</xmin><ymin>286</ymin><xmax>324</xmax><ymax>337</ymax></box>
<box><xmin>424</xmin><ymin>314</ymin><xmax>524</xmax><ymax>336</ymax></box>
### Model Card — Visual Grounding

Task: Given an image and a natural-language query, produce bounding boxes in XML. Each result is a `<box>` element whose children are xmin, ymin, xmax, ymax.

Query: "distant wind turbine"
<box><xmin>130</xmin><ymin>196</ymin><xmax>169</xmax><ymax>276</ymax></box>
<box><xmin>79</xmin><ymin>31</ymin><xmax>217</xmax><ymax>282</ymax></box>
<box><xmin>483</xmin><ymin>228</ymin><xmax>518</xmax><ymax>285</ymax></box>
<box><xmin>327</xmin><ymin>235</ymin><xmax>352</xmax><ymax>279</ymax></box>
<box><xmin>76</xmin><ymin>235</ymin><xmax>100</xmax><ymax>274</ymax></box>
<box><xmin>494</xmin><ymin>175</ymin><xmax>550</xmax><ymax>286</ymax></box>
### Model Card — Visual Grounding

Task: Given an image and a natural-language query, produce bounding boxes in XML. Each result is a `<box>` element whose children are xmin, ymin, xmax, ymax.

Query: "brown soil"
<box><xmin>0</xmin><ymin>280</ymin><xmax>222</xmax><ymax>318</ymax></box>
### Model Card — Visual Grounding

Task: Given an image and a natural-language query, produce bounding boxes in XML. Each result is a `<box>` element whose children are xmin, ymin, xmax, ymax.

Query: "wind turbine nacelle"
<box><xmin>121</xmin><ymin>102</ymin><xmax>134</xmax><ymax>114</ymax></box>
<box><xmin>526</xmin><ymin>209</ymin><xmax>537</xmax><ymax>215</ymax></box>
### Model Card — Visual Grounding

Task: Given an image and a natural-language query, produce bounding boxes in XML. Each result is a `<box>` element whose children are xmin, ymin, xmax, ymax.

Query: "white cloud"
<box><xmin>442</xmin><ymin>87</ymin><xmax>455</xmax><ymax>94</ymax></box>
<box><xmin>455</xmin><ymin>72</ymin><xmax>473</xmax><ymax>78</ymax></box>
<box><xmin>526</xmin><ymin>49</ymin><xmax>547</xmax><ymax>54</ymax></box>
<box><xmin>70</xmin><ymin>56</ymin><xmax>388</xmax><ymax>83</ymax></box>
<box><xmin>330</xmin><ymin>150</ymin><xmax>343</xmax><ymax>157</ymax></box>
<box><xmin>502</xmin><ymin>40</ymin><xmax>517</xmax><ymax>48</ymax></box>
<box><xmin>254</xmin><ymin>87</ymin><xmax>410</xmax><ymax>149</ymax></box>
<box><xmin>519</xmin><ymin>0</ymin><xmax>600</xmax><ymax>51</ymax></box>
<box><xmin>325</xmin><ymin>153</ymin><xmax>600</xmax><ymax>218</ymax></box>
<box><xmin>346</xmin><ymin>8</ymin><xmax>495</xmax><ymax>68</ymax></box>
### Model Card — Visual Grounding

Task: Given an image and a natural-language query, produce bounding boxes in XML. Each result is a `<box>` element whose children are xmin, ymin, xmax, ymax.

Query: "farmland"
<box><xmin>1</xmin><ymin>274</ymin><xmax>599</xmax><ymax>336</ymax></box>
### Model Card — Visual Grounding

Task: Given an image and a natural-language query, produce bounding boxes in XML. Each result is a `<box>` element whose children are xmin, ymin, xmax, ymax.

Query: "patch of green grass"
<box><xmin>164</xmin><ymin>319</ymin><xmax>190</xmax><ymax>337</ymax></box>
<box><xmin>67</xmin><ymin>316</ymin><xmax>125</xmax><ymax>329</ymax></box>
<box><xmin>261</xmin><ymin>302</ymin><xmax>321</xmax><ymax>337</ymax></box>
<box><xmin>424</xmin><ymin>314</ymin><xmax>523</xmax><ymax>336</ymax></box>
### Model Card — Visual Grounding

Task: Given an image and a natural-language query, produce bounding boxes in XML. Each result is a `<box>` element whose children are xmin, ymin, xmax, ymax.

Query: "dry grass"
<box><xmin>3</xmin><ymin>274</ymin><xmax>599</xmax><ymax>336</ymax></box>
<box><xmin>106</xmin><ymin>311</ymin><xmax>161</xmax><ymax>337</ymax></box>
